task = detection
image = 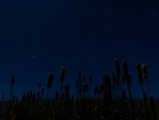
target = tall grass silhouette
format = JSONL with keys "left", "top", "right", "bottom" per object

{"left": 0, "top": 59, "right": 158, "bottom": 120}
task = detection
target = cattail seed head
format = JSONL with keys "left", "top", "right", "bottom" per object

{"left": 122, "top": 60, "right": 128, "bottom": 77}
{"left": 142, "top": 64, "right": 148, "bottom": 79}
{"left": 48, "top": 73, "right": 54, "bottom": 83}
{"left": 114, "top": 58, "right": 120, "bottom": 76}
{"left": 60, "top": 66, "right": 66, "bottom": 82}
{"left": 136, "top": 63, "right": 144, "bottom": 84}
{"left": 38, "top": 81, "right": 41, "bottom": 87}
{"left": 11, "top": 74, "right": 16, "bottom": 86}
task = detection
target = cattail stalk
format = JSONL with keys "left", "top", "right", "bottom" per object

{"left": 10, "top": 74, "right": 15, "bottom": 102}
{"left": 142, "top": 64, "right": 156, "bottom": 120}
{"left": 90, "top": 74, "right": 92, "bottom": 98}
{"left": 136, "top": 63, "right": 149, "bottom": 120}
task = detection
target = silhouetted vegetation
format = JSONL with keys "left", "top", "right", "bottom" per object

{"left": 0, "top": 58, "right": 158, "bottom": 120}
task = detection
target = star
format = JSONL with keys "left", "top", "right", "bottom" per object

{"left": 33, "top": 56, "right": 35, "bottom": 58}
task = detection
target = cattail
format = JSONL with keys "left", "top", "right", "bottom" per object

{"left": 48, "top": 73, "right": 54, "bottom": 83}
{"left": 136, "top": 63, "right": 144, "bottom": 84}
{"left": 103, "top": 73, "right": 111, "bottom": 91}
{"left": 47, "top": 82, "right": 52, "bottom": 89}
{"left": 122, "top": 60, "right": 128, "bottom": 77}
{"left": 127, "top": 73, "right": 131, "bottom": 84}
{"left": 38, "top": 81, "right": 41, "bottom": 87}
{"left": 142, "top": 64, "right": 148, "bottom": 79}
{"left": 114, "top": 58, "right": 120, "bottom": 76}
{"left": 10, "top": 73, "right": 15, "bottom": 101}
{"left": 60, "top": 66, "right": 66, "bottom": 82}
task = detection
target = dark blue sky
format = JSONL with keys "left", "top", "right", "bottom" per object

{"left": 0, "top": 0, "right": 159, "bottom": 99}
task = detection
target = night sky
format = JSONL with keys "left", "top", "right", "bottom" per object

{"left": 0, "top": 0, "right": 159, "bottom": 99}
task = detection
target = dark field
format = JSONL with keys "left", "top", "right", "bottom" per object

{"left": 0, "top": 97, "right": 158, "bottom": 120}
